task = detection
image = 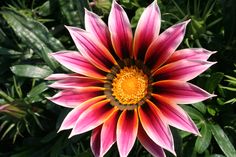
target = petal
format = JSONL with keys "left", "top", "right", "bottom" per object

{"left": 153, "top": 60, "right": 216, "bottom": 81}
{"left": 138, "top": 125, "right": 166, "bottom": 157}
{"left": 100, "top": 111, "right": 119, "bottom": 157}
{"left": 49, "top": 77, "right": 104, "bottom": 89}
{"left": 108, "top": 1, "right": 133, "bottom": 59}
{"left": 145, "top": 20, "right": 190, "bottom": 71}
{"left": 85, "top": 9, "right": 112, "bottom": 50}
{"left": 52, "top": 51, "right": 106, "bottom": 79}
{"left": 153, "top": 80, "right": 215, "bottom": 104}
{"left": 59, "top": 96, "right": 106, "bottom": 131}
{"left": 70, "top": 100, "right": 118, "bottom": 137}
{"left": 133, "top": 0, "right": 161, "bottom": 59}
{"left": 66, "top": 26, "right": 117, "bottom": 72}
{"left": 45, "top": 73, "right": 82, "bottom": 80}
{"left": 91, "top": 126, "right": 102, "bottom": 157}
{"left": 48, "top": 89, "right": 103, "bottom": 108}
{"left": 152, "top": 95, "right": 199, "bottom": 135}
{"left": 138, "top": 100, "right": 175, "bottom": 155}
{"left": 166, "top": 48, "right": 216, "bottom": 64}
{"left": 117, "top": 110, "right": 138, "bottom": 157}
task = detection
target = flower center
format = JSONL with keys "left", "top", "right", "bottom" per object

{"left": 112, "top": 67, "right": 148, "bottom": 105}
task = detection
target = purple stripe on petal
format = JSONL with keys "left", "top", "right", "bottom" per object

{"left": 91, "top": 126, "right": 102, "bottom": 157}
{"left": 145, "top": 20, "right": 190, "bottom": 71}
{"left": 153, "top": 80, "right": 215, "bottom": 104}
{"left": 117, "top": 110, "right": 138, "bottom": 157}
{"left": 134, "top": 0, "right": 161, "bottom": 59}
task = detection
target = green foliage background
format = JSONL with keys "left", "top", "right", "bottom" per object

{"left": 0, "top": 0, "right": 235, "bottom": 156}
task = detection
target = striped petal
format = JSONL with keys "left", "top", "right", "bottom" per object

{"left": 100, "top": 111, "right": 119, "bottom": 157}
{"left": 152, "top": 95, "right": 199, "bottom": 135}
{"left": 133, "top": 0, "right": 161, "bottom": 59}
{"left": 138, "top": 125, "right": 166, "bottom": 157}
{"left": 52, "top": 51, "right": 106, "bottom": 79}
{"left": 139, "top": 100, "right": 175, "bottom": 155}
{"left": 117, "top": 110, "right": 138, "bottom": 157}
{"left": 108, "top": 1, "right": 133, "bottom": 59}
{"left": 153, "top": 60, "right": 216, "bottom": 81}
{"left": 145, "top": 20, "right": 190, "bottom": 71}
{"left": 45, "top": 73, "right": 82, "bottom": 80}
{"left": 166, "top": 48, "right": 217, "bottom": 64}
{"left": 59, "top": 96, "right": 106, "bottom": 131}
{"left": 91, "top": 126, "right": 102, "bottom": 157}
{"left": 49, "top": 77, "right": 104, "bottom": 89}
{"left": 85, "top": 9, "right": 112, "bottom": 50}
{"left": 48, "top": 89, "right": 103, "bottom": 108}
{"left": 153, "top": 80, "right": 215, "bottom": 104}
{"left": 66, "top": 26, "right": 117, "bottom": 72}
{"left": 70, "top": 100, "right": 118, "bottom": 137}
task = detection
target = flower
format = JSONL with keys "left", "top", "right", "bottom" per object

{"left": 46, "top": 1, "right": 216, "bottom": 157}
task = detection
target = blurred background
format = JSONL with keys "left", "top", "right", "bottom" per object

{"left": 0, "top": 0, "right": 235, "bottom": 156}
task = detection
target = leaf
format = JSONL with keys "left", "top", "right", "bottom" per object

{"left": 210, "top": 123, "right": 236, "bottom": 157}
{"left": 131, "top": 7, "right": 145, "bottom": 28}
{"left": 11, "top": 65, "right": 53, "bottom": 79}
{"left": 26, "top": 82, "right": 49, "bottom": 103}
{"left": 0, "top": 47, "right": 21, "bottom": 57}
{"left": 192, "top": 102, "right": 207, "bottom": 114}
{"left": 195, "top": 122, "right": 212, "bottom": 153}
{"left": 1, "top": 9, "right": 64, "bottom": 69}
{"left": 205, "top": 72, "right": 224, "bottom": 93}
{"left": 182, "top": 105, "right": 204, "bottom": 121}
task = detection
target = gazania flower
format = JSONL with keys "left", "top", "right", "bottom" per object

{"left": 47, "top": 1, "right": 216, "bottom": 157}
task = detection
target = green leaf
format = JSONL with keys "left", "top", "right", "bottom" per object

{"left": 11, "top": 65, "right": 53, "bottom": 79}
{"left": 205, "top": 72, "right": 224, "bottom": 93}
{"left": 0, "top": 47, "right": 22, "bottom": 56}
{"left": 131, "top": 7, "right": 145, "bottom": 28}
{"left": 1, "top": 9, "right": 64, "bottom": 69}
{"left": 210, "top": 123, "right": 236, "bottom": 157}
{"left": 26, "top": 82, "right": 48, "bottom": 103}
{"left": 195, "top": 122, "right": 212, "bottom": 153}
{"left": 192, "top": 102, "right": 207, "bottom": 114}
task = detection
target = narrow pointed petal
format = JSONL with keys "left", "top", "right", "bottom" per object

{"left": 100, "top": 111, "right": 119, "bottom": 157}
{"left": 91, "top": 126, "right": 102, "bottom": 157}
{"left": 138, "top": 100, "right": 175, "bottom": 155}
{"left": 48, "top": 89, "right": 103, "bottom": 108}
{"left": 59, "top": 96, "right": 106, "bottom": 131}
{"left": 166, "top": 48, "right": 216, "bottom": 64}
{"left": 49, "top": 77, "right": 104, "bottom": 89}
{"left": 52, "top": 51, "right": 106, "bottom": 79}
{"left": 152, "top": 95, "right": 199, "bottom": 135}
{"left": 85, "top": 9, "right": 112, "bottom": 50}
{"left": 108, "top": 1, "right": 133, "bottom": 59}
{"left": 117, "top": 110, "right": 138, "bottom": 157}
{"left": 138, "top": 125, "right": 166, "bottom": 157}
{"left": 134, "top": 0, "right": 161, "bottom": 59}
{"left": 145, "top": 20, "right": 190, "bottom": 71}
{"left": 153, "top": 80, "right": 215, "bottom": 104}
{"left": 66, "top": 26, "right": 117, "bottom": 72}
{"left": 45, "top": 73, "right": 82, "bottom": 80}
{"left": 153, "top": 60, "right": 216, "bottom": 81}
{"left": 70, "top": 100, "right": 118, "bottom": 137}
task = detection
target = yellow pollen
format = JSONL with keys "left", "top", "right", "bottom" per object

{"left": 112, "top": 67, "right": 148, "bottom": 105}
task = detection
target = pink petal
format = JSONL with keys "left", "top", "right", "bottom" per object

{"left": 145, "top": 20, "right": 190, "bottom": 71}
{"left": 48, "top": 89, "right": 103, "bottom": 108}
{"left": 152, "top": 94, "right": 199, "bottom": 135}
{"left": 91, "top": 126, "right": 102, "bottom": 157}
{"left": 45, "top": 73, "right": 82, "bottom": 80}
{"left": 85, "top": 9, "right": 112, "bottom": 50}
{"left": 100, "top": 111, "right": 119, "bottom": 156}
{"left": 108, "top": 1, "right": 133, "bottom": 59}
{"left": 153, "top": 80, "right": 215, "bottom": 104}
{"left": 133, "top": 1, "right": 161, "bottom": 59}
{"left": 117, "top": 110, "right": 138, "bottom": 157}
{"left": 138, "top": 100, "right": 175, "bottom": 155}
{"left": 66, "top": 26, "right": 117, "bottom": 72}
{"left": 52, "top": 51, "right": 106, "bottom": 79}
{"left": 59, "top": 96, "right": 106, "bottom": 131}
{"left": 49, "top": 77, "right": 104, "bottom": 89}
{"left": 70, "top": 100, "right": 118, "bottom": 137}
{"left": 153, "top": 60, "right": 216, "bottom": 81}
{"left": 138, "top": 125, "right": 166, "bottom": 157}
{"left": 166, "top": 48, "right": 216, "bottom": 64}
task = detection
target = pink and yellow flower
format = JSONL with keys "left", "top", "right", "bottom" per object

{"left": 47, "top": 1, "right": 216, "bottom": 157}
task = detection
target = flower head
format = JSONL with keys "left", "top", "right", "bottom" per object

{"left": 47, "top": 1, "right": 216, "bottom": 156}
